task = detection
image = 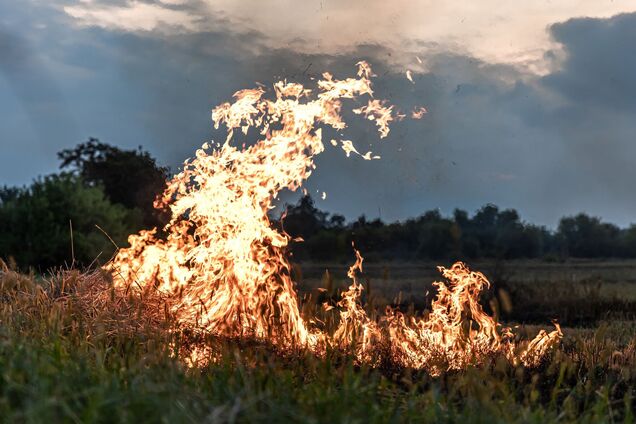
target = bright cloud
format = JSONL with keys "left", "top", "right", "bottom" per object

{"left": 63, "top": 1, "right": 201, "bottom": 33}
{"left": 62, "top": 0, "right": 636, "bottom": 73}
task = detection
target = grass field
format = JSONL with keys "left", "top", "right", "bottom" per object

{"left": 1, "top": 260, "right": 635, "bottom": 422}
{"left": 297, "top": 259, "right": 636, "bottom": 326}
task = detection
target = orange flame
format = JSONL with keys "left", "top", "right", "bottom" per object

{"left": 109, "top": 62, "right": 561, "bottom": 373}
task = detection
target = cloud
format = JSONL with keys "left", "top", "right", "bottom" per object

{"left": 63, "top": 0, "right": 204, "bottom": 33}
{"left": 103, "top": 10, "right": 636, "bottom": 226}
{"left": 544, "top": 12, "right": 636, "bottom": 111}
{"left": 525, "top": 12, "right": 636, "bottom": 225}
{"left": 61, "top": 0, "right": 636, "bottom": 72}
{"left": 0, "top": 10, "right": 79, "bottom": 183}
{"left": 3, "top": 2, "right": 636, "bottom": 228}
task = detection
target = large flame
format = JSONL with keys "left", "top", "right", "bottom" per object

{"left": 109, "top": 62, "right": 561, "bottom": 375}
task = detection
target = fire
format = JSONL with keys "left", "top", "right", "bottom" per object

{"left": 109, "top": 62, "right": 561, "bottom": 374}
{"left": 411, "top": 106, "right": 428, "bottom": 119}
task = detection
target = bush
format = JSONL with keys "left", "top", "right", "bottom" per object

{"left": 0, "top": 174, "right": 138, "bottom": 270}
{"left": 58, "top": 138, "right": 169, "bottom": 229}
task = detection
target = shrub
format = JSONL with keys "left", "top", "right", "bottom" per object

{"left": 0, "top": 174, "right": 138, "bottom": 270}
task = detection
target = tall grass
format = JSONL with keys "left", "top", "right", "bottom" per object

{"left": 1, "top": 261, "right": 634, "bottom": 423}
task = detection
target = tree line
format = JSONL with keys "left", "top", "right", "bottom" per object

{"left": 2, "top": 139, "right": 636, "bottom": 270}
{"left": 282, "top": 193, "right": 636, "bottom": 263}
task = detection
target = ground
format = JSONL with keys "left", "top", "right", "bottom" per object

{"left": 0, "top": 260, "right": 634, "bottom": 422}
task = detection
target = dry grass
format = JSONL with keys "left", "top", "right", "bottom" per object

{"left": 296, "top": 260, "right": 636, "bottom": 326}
{"left": 1, "top": 260, "right": 635, "bottom": 422}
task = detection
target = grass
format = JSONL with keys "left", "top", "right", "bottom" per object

{"left": 1, "top": 260, "right": 635, "bottom": 423}
{"left": 296, "top": 260, "right": 636, "bottom": 326}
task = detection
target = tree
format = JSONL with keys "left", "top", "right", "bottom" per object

{"left": 328, "top": 214, "right": 346, "bottom": 230}
{"left": 557, "top": 213, "right": 620, "bottom": 257}
{"left": 0, "top": 174, "right": 137, "bottom": 270}
{"left": 453, "top": 208, "right": 479, "bottom": 258}
{"left": 58, "top": 138, "right": 169, "bottom": 229}
{"left": 415, "top": 211, "right": 455, "bottom": 259}
{"left": 620, "top": 225, "right": 636, "bottom": 257}
{"left": 282, "top": 195, "right": 328, "bottom": 239}
{"left": 472, "top": 204, "right": 500, "bottom": 256}
{"left": 0, "top": 186, "right": 20, "bottom": 203}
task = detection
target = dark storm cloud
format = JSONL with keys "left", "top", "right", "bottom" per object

{"left": 529, "top": 13, "right": 636, "bottom": 226}
{"left": 544, "top": 13, "right": 636, "bottom": 111}
{"left": 2, "top": 3, "right": 636, "bottom": 227}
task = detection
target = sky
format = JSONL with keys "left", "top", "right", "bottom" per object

{"left": 2, "top": 0, "right": 636, "bottom": 228}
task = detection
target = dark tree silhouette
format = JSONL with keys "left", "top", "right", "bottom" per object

{"left": 0, "top": 174, "right": 135, "bottom": 270}
{"left": 558, "top": 213, "right": 621, "bottom": 257}
{"left": 282, "top": 195, "right": 329, "bottom": 239}
{"left": 58, "top": 138, "right": 169, "bottom": 229}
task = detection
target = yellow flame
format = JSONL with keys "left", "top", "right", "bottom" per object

{"left": 109, "top": 61, "right": 561, "bottom": 373}
{"left": 411, "top": 106, "right": 428, "bottom": 119}
{"left": 352, "top": 99, "right": 394, "bottom": 138}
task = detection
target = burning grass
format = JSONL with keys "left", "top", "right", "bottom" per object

{"left": 1, "top": 264, "right": 635, "bottom": 422}
{"left": 104, "top": 62, "right": 561, "bottom": 374}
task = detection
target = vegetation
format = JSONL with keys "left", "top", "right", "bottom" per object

{"left": 0, "top": 263, "right": 634, "bottom": 423}
{"left": 0, "top": 174, "right": 136, "bottom": 270}
{"left": 58, "top": 138, "right": 169, "bottom": 229}
{"left": 283, "top": 195, "right": 636, "bottom": 262}
{"left": 4, "top": 141, "right": 636, "bottom": 270}
{"left": 0, "top": 140, "right": 168, "bottom": 271}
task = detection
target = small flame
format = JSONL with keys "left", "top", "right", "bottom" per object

{"left": 352, "top": 99, "right": 394, "bottom": 138}
{"left": 337, "top": 139, "right": 380, "bottom": 160}
{"left": 109, "top": 61, "right": 560, "bottom": 374}
{"left": 411, "top": 106, "right": 428, "bottom": 119}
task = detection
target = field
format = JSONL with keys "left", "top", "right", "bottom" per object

{"left": 1, "top": 260, "right": 635, "bottom": 422}
{"left": 297, "top": 259, "right": 636, "bottom": 326}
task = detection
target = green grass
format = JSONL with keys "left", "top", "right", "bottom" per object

{"left": 1, "top": 263, "right": 635, "bottom": 423}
